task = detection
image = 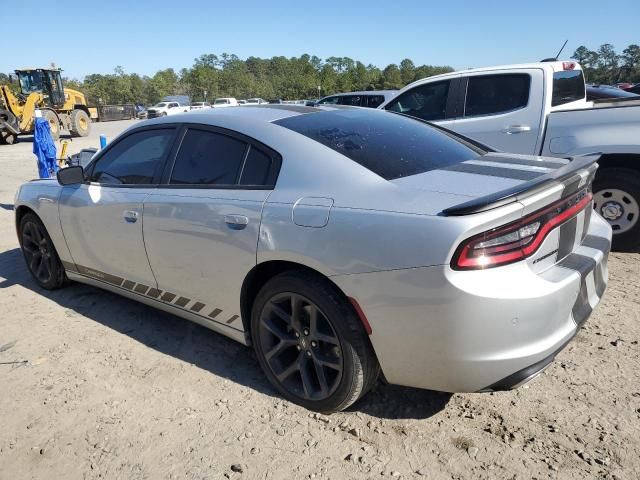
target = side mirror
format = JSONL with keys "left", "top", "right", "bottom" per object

{"left": 57, "top": 166, "right": 85, "bottom": 185}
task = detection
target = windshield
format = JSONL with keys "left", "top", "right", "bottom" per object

{"left": 214, "top": 99, "right": 228, "bottom": 104}
{"left": 17, "top": 70, "right": 44, "bottom": 93}
{"left": 153, "top": 103, "right": 168, "bottom": 108}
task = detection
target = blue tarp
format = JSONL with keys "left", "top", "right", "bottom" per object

{"left": 33, "top": 117, "right": 58, "bottom": 178}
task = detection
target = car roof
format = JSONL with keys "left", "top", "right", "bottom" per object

{"left": 324, "top": 90, "right": 397, "bottom": 97}
{"left": 140, "top": 104, "right": 351, "bottom": 126}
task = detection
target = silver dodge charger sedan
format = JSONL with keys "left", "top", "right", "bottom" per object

{"left": 15, "top": 105, "right": 611, "bottom": 412}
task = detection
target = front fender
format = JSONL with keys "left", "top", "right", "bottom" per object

{"left": 15, "top": 181, "right": 74, "bottom": 265}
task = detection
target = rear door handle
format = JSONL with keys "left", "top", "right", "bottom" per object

{"left": 224, "top": 214, "right": 249, "bottom": 230}
{"left": 503, "top": 125, "right": 531, "bottom": 134}
{"left": 123, "top": 210, "right": 139, "bottom": 223}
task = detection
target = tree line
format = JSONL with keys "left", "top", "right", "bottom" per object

{"left": 2, "top": 54, "right": 453, "bottom": 106}
{"left": 2, "top": 45, "right": 638, "bottom": 106}
{"left": 571, "top": 43, "right": 640, "bottom": 84}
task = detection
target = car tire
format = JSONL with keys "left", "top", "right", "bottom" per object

{"left": 162, "top": 112, "right": 167, "bottom": 117}
{"left": 69, "top": 109, "right": 91, "bottom": 137}
{"left": 251, "top": 271, "right": 379, "bottom": 413}
{"left": 19, "top": 213, "right": 68, "bottom": 289}
{"left": 593, "top": 168, "right": 640, "bottom": 251}
{"left": 40, "top": 109, "right": 60, "bottom": 140}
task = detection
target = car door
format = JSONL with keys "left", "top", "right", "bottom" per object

{"left": 382, "top": 76, "right": 461, "bottom": 131}
{"left": 59, "top": 126, "right": 177, "bottom": 287}
{"left": 142, "top": 125, "right": 280, "bottom": 329}
{"left": 451, "top": 69, "right": 544, "bottom": 154}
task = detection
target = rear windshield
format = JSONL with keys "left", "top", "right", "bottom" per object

{"left": 274, "top": 109, "right": 486, "bottom": 180}
{"left": 552, "top": 70, "right": 586, "bottom": 106}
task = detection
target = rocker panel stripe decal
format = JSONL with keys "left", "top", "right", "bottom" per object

{"left": 65, "top": 263, "right": 242, "bottom": 330}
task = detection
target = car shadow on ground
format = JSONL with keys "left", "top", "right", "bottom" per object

{"left": 0, "top": 247, "right": 450, "bottom": 419}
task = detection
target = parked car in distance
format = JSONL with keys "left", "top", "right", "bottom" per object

{"left": 212, "top": 97, "right": 239, "bottom": 108}
{"left": 146, "top": 101, "right": 189, "bottom": 118}
{"left": 246, "top": 98, "right": 268, "bottom": 105}
{"left": 16, "top": 105, "right": 610, "bottom": 412}
{"left": 586, "top": 84, "right": 640, "bottom": 101}
{"left": 623, "top": 84, "right": 640, "bottom": 95}
{"left": 268, "top": 99, "right": 284, "bottom": 104}
{"left": 315, "top": 90, "right": 398, "bottom": 108}
{"left": 379, "top": 61, "right": 640, "bottom": 250}
{"left": 190, "top": 102, "right": 211, "bottom": 110}
{"left": 237, "top": 100, "right": 247, "bottom": 105}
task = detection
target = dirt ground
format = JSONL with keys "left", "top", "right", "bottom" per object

{"left": 0, "top": 120, "right": 638, "bottom": 480}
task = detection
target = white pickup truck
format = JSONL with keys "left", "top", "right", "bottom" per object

{"left": 379, "top": 61, "right": 640, "bottom": 249}
{"left": 146, "top": 101, "right": 190, "bottom": 118}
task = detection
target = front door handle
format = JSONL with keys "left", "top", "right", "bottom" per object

{"left": 123, "top": 210, "right": 139, "bottom": 223}
{"left": 224, "top": 214, "right": 249, "bottom": 230}
{"left": 503, "top": 125, "right": 531, "bottom": 134}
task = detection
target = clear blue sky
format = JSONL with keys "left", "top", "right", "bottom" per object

{"left": 2, "top": 0, "right": 637, "bottom": 79}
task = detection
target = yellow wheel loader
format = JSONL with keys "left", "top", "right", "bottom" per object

{"left": 0, "top": 68, "right": 93, "bottom": 145}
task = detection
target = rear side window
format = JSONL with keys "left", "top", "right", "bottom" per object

{"left": 464, "top": 74, "right": 531, "bottom": 116}
{"left": 239, "top": 147, "right": 273, "bottom": 185}
{"left": 171, "top": 129, "right": 247, "bottom": 185}
{"left": 89, "top": 128, "right": 174, "bottom": 185}
{"left": 366, "top": 95, "right": 386, "bottom": 108}
{"left": 384, "top": 81, "right": 450, "bottom": 121}
{"left": 275, "top": 109, "right": 486, "bottom": 180}
{"left": 339, "top": 95, "right": 363, "bottom": 106}
{"left": 552, "top": 70, "right": 586, "bottom": 106}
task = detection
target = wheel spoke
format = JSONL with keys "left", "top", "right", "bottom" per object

{"left": 315, "top": 352, "right": 342, "bottom": 371}
{"left": 315, "top": 332, "right": 339, "bottom": 346}
{"left": 275, "top": 352, "right": 302, "bottom": 382}
{"left": 269, "top": 302, "right": 292, "bottom": 326}
{"left": 32, "top": 223, "right": 43, "bottom": 244}
{"left": 290, "top": 295, "right": 304, "bottom": 331}
{"left": 29, "top": 252, "right": 41, "bottom": 272}
{"left": 36, "top": 256, "right": 48, "bottom": 280}
{"left": 262, "top": 315, "right": 290, "bottom": 340}
{"left": 312, "top": 357, "right": 329, "bottom": 396}
{"left": 265, "top": 338, "right": 297, "bottom": 361}
{"left": 299, "top": 355, "right": 315, "bottom": 398}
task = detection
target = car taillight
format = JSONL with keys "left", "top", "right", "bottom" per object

{"left": 452, "top": 189, "right": 592, "bottom": 270}
{"left": 562, "top": 61, "right": 576, "bottom": 71}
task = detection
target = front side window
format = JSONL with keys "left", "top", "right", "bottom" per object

{"left": 384, "top": 81, "right": 450, "bottom": 121}
{"left": 89, "top": 129, "right": 175, "bottom": 185}
{"left": 464, "top": 74, "right": 531, "bottom": 117}
{"left": 317, "top": 96, "right": 340, "bottom": 105}
{"left": 170, "top": 129, "right": 247, "bottom": 185}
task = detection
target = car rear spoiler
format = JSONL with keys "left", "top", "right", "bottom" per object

{"left": 441, "top": 154, "right": 601, "bottom": 216}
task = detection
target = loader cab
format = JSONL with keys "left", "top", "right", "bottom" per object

{"left": 15, "top": 68, "right": 65, "bottom": 108}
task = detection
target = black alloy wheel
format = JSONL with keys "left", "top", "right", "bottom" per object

{"left": 251, "top": 271, "right": 379, "bottom": 412}
{"left": 19, "top": 213, "right": 67, "bottom": 289}
{"left": 258, "top": 292, "right": 343, "bottom": 401}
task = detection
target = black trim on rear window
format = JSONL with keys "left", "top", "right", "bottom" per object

{"left": 274, "top": 109, "right": 487, "bottom": 180}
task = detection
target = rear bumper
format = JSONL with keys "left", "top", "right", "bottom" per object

{"left": 331, "top": 213, "right": 611, "bottom": 392}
